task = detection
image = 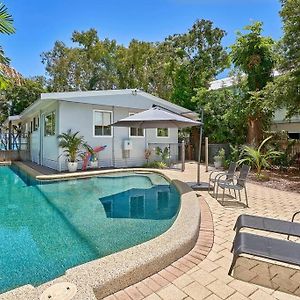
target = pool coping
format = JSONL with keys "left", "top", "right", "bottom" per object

{"left": 0, "top": 167, "right": 203, "bottom": 300}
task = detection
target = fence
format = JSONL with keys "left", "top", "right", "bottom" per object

{"left": 0, "top": 133, "right": 28, "bottom": 151}
{"left": 147, "top": 142, "right": 197, "bottom": 171}
{"left": 277, "top": 140, "right": 300, "bottom": 168}
{"left": 0, "top": 150, "right": 30, "bottom": 162}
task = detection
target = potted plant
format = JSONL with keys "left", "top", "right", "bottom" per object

{"left": 58, "top": 129, "right": 85, "bottom": 172}
{"left": 84, "top": 144, "right": 99, "bottom": 169}
{"left": 214, "top": 148, "right": 225, "bottom": 169}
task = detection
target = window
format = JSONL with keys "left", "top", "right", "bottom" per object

{"left": 44, "top": 111, "right": 56, "bottom": 136}
{"left": 94, "top": 110, "right": 112, "bottom": 136}
{"left": 33, "top": 117, "right": 39, "bottom": 131}
{"left": 157, "top": 128, "right": 169, "bottom": 137}
{"left": 129, "top": 113, "right": 144, "bottom": 137}
{"left": 288, "top": 132, "right": 300, "bottom": 140}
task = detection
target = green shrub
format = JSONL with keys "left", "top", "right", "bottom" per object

{"left": 142, "top": 161, "right": 167, "bottom": 169}
{"left": 238, "top": 136, "right": 282, "bottom": 179}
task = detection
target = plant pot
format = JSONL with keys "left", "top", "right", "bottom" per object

{"left": 90, "top": 160, "right": 98, "bottom": 169}
{"left": 68, "top": 162, "right": 78, "bottom": 172}
{"left": 214, "top": 159, "right": 222, "bottom": 169}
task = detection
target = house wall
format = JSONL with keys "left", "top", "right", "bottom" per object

{"left": 22, "top": 102, "right": 59, "bottom": 170}
{"left": 58, "top": 101, "right": 178, "bottom": 171}
{"left": 271, "top": 108, "right": 300, "bottom": 138}
{"left": 41, "top": 102, "right": 59, "bottom": 170}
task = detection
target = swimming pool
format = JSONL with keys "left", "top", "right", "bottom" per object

{"left": 0, "top": 166, "right": 180, "bottom": 293}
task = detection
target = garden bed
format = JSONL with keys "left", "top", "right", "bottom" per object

{"left": 248, "top": 168, "right": 300, "bottom": 193}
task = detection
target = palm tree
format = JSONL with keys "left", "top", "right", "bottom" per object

{"left": 0, "top": 3, "right": 14, "bottom": 35}
{"left": 58, "top": 130, "right": 85, "bottom": 162}
{"left": 0, "top": 2, "right": 15, "bottom": 88}
{"left": 238, "top": 136, "right": 282, "bottom": 178}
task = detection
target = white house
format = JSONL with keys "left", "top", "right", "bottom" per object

{"left": 9, "top": 89, "right": 197, "bottom": 171}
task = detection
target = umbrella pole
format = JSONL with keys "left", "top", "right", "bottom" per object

{"left": 191, "top": 108, "right": 209, "bottom": 191}
{"left": 197, "top": 124, "right": 203, "bottom": 184}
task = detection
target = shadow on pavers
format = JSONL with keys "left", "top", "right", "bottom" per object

{"left": 232, "top": 256, "right": 300, "bottom": 296}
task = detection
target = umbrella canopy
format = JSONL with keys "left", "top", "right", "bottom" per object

{"left": 112, "top": 107, "right": 202, "bottom": 129}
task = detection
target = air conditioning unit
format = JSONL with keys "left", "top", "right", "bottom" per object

{"left": 123, "top": 140, "right": 133, "bottom": 150}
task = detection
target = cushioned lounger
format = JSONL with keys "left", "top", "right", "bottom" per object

{"left": 234, "top": 214, "right": 300, "bottom": 238}
{"left": 229, "top": 232, "right": 300, "bottom": 275}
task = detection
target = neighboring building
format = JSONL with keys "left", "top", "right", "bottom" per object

{"left": 210, "top": 76, "right": 300, "bottom": 139}
{"left": 6, "top": 89, "right": 197, "bottom": 171}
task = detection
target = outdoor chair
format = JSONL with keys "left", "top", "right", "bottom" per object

{"left": 216, "top": 164, "right": 251, "bottom": 207}
{"left": 208, "top": 162, "right": 237, "bottom": 197}
{"left": 234, "top": 211, "right": 300, "bottom": 240}
{"left": 229, "top": 232, "right": 300, "bottom": 275}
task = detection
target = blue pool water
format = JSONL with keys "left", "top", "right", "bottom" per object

{"left": 0, "top": 166, "right": 180, "bottom": 293}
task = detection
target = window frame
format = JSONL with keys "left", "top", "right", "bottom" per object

{"left": 156, "top": 128, "right": 169, "bottom": 138}
{"left": 93, "top": 109, "right": 113, "bottom": 137}
{"left": 128, "top": 112, "right": 145, "bottom": 138}
{"left": 44, "top": 111, "right": 56, "bottom": 137}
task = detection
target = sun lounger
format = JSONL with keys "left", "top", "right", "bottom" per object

{"left": 229, "top": 232, "right": 300, "bottom": 275}
{"left": 234, "top": 213, "right": 300, "bottom": 239}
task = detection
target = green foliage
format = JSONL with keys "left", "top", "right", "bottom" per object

{"left": 280, "top": 0, "right": 300, "bottom": 74}
{"left": 83, "top": 143, "right": 98, "bottom": 161}
{"left": 238, "top": 136, "right": 282, "bottom": 178}
{"left": 0, "top": 2, "right": 15, "bottom": 88}
{"left": 0, "top": 78, "right": 46, "bottom": 123}
{"left": 58, "top": 130, "right": 85, "bottom": 162}
{"left": 155, "top": 147, "right": 170, "bottom": 163}
{"left": 42, "top": 20, "right": 229, "bottom": 110}
{"left": 0, "top": 3, "right": 14, "bottom": 34}
{"left": 214, "top": 148, "right": 225, "bottom": 160}
{"left": 231, "top": 22, "right": 275, "bottom": 91}
{"left": 230, "top": 21, "right": 276, "bottom": 144}
{"left": 192, "top": 87, "right": 248, "bottom": 144}
{"left": 224, "top": 145, "right": 242, "bottom": 169}
{"left": 263, "top": 74, "right": 300, "bottom": 118}
{"left": 261, "top": 0, "right": 300, "bottom": 119}
{"left": 142, "top": 161, "right": 167, "bottom": 169}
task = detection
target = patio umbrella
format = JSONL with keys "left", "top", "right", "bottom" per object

{"left": 112, "top": 106, "right": 207, "bottom": 189}
{"left": 112, "top": 107, "right": 201, "bottom": 128}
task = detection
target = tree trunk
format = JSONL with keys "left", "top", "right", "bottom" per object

{"left": 247, "top": 117, "right": 263, "bottom": 146}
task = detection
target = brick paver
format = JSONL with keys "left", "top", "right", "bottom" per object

{"left": 104, "top": 163, "right": 300, "bottom": 300}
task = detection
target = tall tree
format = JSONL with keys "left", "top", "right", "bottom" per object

{"left": 0, "top": 78, "right": 45, "bottom": 123}
{"left": 231, "top": 22, "right": 276, "bottom": 145}
{"left": 263, "top": 0, "right": 300, "bottom": 118}
{"left": 163, "top": 19, "right": 229, "bottom": 110}
{"left": 42, "top": 19, "right": 229, "bottom": 111}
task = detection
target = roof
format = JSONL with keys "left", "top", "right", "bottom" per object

{"left": 209, "top": 77, "right": 237, "bottom": 90}
{"left": 210, "top": 71, "right": 281, "bottom": 91}
{"left": 20, "top": 89, "right": 198, "bottom": 119}
{"left": 2, "top": 115, "right": 21, "bottom": 127}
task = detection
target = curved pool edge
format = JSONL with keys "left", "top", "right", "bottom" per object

{"left": 0, "top": 169, "right": 202, "bottom": 300}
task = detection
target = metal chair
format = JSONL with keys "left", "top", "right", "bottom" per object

{"left": 216, "top": 164, "right": 251, "bottom": 207}
{"left": 208, "top": 162, "right": 237, "bottom": 197}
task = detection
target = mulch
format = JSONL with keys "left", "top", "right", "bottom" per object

{"left": 248, "top": 167, "right": 300, "bottom": 193}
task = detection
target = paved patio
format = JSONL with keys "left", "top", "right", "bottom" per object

{"left": 104, "top": 162, "right": 300, "bottom": 300}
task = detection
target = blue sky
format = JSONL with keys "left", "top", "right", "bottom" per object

{"left": 2, "top": 0, "right": 282, "bottom": 78}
